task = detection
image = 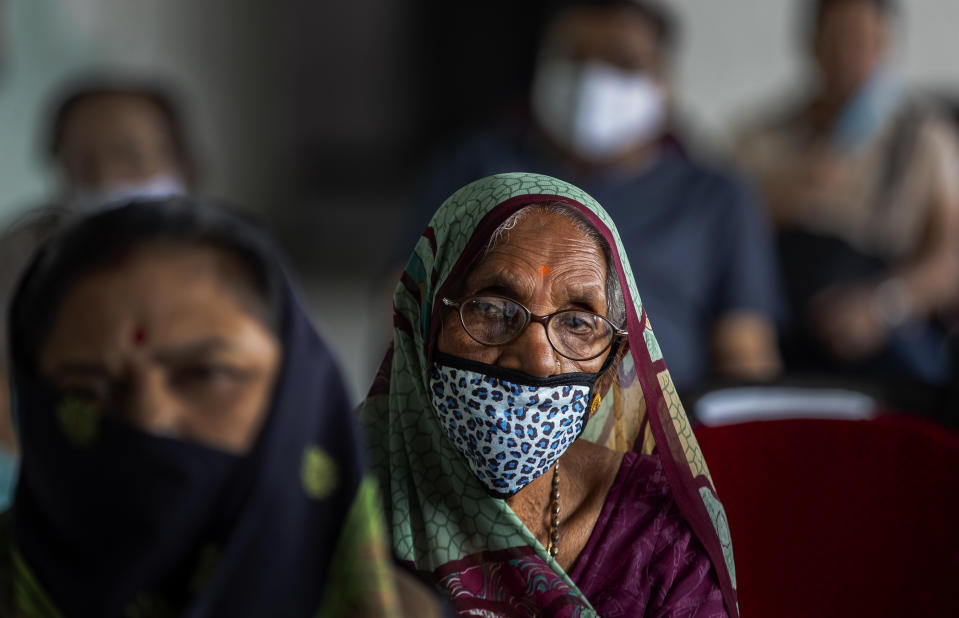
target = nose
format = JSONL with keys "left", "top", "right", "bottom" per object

{"left": 497, "top": 320, "right": 558, "bottom": 377}
{"left": 121, "top": 369, "right": 183, "bottom": 439}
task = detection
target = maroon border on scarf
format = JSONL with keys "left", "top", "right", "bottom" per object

{"left": 573, "top": 202, "right": 739, "bottom": 617}
{"left": 432, "top": 545, "right": 538, "bottom": 580}
{"left": 572, "top": 203, "right": 739, "bottom": 616}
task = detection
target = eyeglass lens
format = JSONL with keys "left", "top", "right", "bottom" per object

{"left": 459, "top": 296, "right": 614, "bottom": 360}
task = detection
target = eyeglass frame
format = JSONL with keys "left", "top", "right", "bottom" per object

{"left": 441, "top": 295, "right": 628, "bottom": 361}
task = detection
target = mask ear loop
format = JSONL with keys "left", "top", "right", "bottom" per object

{"left": 590, "top": 337, "right": 628, "bottom": 416}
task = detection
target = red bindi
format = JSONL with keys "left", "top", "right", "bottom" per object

{"left": 133, "top": 327, "right": 147, "bottom": 345}
{"left": 538, "top": 265, "right": 552, "bottom": 278}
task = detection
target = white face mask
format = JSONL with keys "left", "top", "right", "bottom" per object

{"left": 65, "top": 173, "right": 188, "bottom": 215}
{"left": 531, "top": 59, "right": 666, "bottom": 163}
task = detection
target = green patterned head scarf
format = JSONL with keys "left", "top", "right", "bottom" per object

{"left": 360, "top": 172, "right": 738, "bottom": 616}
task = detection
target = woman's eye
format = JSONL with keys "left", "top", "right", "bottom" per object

{"left": 476, "top": 303, "right": 496, "bottom": 316}
{"left": 558, "top": 313, "right": 597, "bottom": 335}
{"left": 173, "top": 365, "right": 243, "bottom": 387}
{"left": 469, "top": 301, "right": 506, "bottom": 321}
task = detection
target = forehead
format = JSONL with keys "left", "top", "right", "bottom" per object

{"left": 46, "top": 244, "right": 259, "bottom": 345}
{"left": 545, "top": 6, "right": 661, "bottom": 55}
{"left": 818, "top": 0, "right": 887, "bottom": 28}
{"left": 59, "top": 94, "right": 170, "bottom": 144}
{"left": 465, "top": 210, "right": 607, "bottom": 298}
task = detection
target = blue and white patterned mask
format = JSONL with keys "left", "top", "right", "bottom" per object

{"left": 428, "top": 352, "right": 605, "bottom": 498}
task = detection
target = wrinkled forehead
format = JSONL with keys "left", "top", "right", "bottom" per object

{"left": 434, "top": 195, "right": 596, "bottom": 286}
{"left": 465, "top": 208, "right": 607, "bottom": 293}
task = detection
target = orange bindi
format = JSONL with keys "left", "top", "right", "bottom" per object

{"left": 538, "top": 265, "right": 552, "bottom": 278}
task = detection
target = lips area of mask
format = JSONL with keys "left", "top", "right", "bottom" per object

{"left": 428, "top": 354, "right": 598, "bottom": 499}
{"left": 531, "top": 58, "right": 666, "bottom": 162}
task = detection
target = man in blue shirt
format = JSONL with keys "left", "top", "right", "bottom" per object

{"left": 409, "top": 0, "right": 784, "bottom": 390}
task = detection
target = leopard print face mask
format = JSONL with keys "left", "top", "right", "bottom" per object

{"left": 428, "top": 352, "right": 605, "bottom": 499}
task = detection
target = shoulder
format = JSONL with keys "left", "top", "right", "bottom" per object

{"left": 571, "top": 451, "right": 685, "bottom": 581}
{"left": 572, "top": 452, "right": 727, "bottom": 616}
{"left": 657, "top": 153, "right": 760, "bottom": 219}
{"left": 904, "top": 98, "right": 959, "bottom": 156}
{"left": 735, "top": 97, "right": 807, "bottom": 145}
{"left": 881, "top": 96, "right": 959, "bottom": 199}
{"left": 734, "top": 99, "right": 808, "bottom": 174}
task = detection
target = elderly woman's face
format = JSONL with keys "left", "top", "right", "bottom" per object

{"left": 39, "top": 243, "right": 281, "bottom": 454}
{"left": 438, "top": 211, "right": 610, "bottom": 376}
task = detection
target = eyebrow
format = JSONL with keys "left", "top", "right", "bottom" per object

{"left": 467, "top": 274, "right": 607, "bottom": 313}
{"left": 150, "top": 337, "right": 232, "bottom": 364}
{"left": 50, "top": 338, "right": 233, "bottom": 376}
{"left": 560, "top": 285, "right": 607, "bottom": 313}
{"left": 466, "top": 272, "right": 534, "bottom": 302}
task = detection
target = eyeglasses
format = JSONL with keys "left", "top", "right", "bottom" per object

{"left": 442, "top": 295, "right": 627, "bottom": 361}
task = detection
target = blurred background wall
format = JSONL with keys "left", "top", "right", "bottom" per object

{"left": 1, "top": 0, "right": 957, "bottom": 398}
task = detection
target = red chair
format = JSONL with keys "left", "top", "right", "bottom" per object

{"left": 695, "top": 415, "right": 959, "bottom": 618}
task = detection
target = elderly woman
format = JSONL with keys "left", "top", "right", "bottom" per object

{"left": 361, "top": 173, "right": 738, "bottom": 616}
{"left": 1, "top": 199, "right": 430, "bottom": 616}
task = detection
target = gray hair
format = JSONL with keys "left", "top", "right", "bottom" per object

{"left": 486, "top": 202, "right": 626, "bottom": 328}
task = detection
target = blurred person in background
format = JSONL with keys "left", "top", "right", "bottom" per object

{"left": 46, "top": 80, "right": 195, "bottom": 209}
{"left": 407, "top": 0, "right": 784, "bottom": 392}
{"left": 736, "top": 0, "right": 959, "bottom": 384}
{"left": 2, "top": 198, "right": 440, "bottom": 617}
{"left": 0, "top": 78, "right": 195, "bottom": 510}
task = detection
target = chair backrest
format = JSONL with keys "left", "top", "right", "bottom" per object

{"left": 695, "top": 415, "right": 959, "bottom": 618}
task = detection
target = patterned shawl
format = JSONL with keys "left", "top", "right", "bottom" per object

{"left": 360, "top": 173, "right": 738, "bottom": 616}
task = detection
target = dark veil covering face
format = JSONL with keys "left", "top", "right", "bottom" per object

{"left": 6, "top": 198, "right": 402, "bottom": 617}
{"left": 361, "top": 173, "right": 738, "bottom": 617}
